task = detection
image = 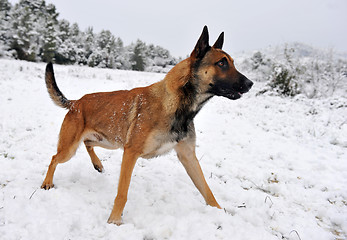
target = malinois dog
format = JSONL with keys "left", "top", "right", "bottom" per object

{"left": 41, "top": 26, "right": 253, "bottom": 225}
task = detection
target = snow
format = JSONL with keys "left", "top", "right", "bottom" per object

{"left": 0, "top": 59, "right": 346, "bottom": 239}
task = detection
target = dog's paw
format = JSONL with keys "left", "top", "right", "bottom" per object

{"left": 107, "top": 216, "right": 123, "bottom": 226}
{"left": 41, "top": 182, "right": 54, "bottom": 190}
{"left": 93, "top": 164, "right": 104, "bottom": 173}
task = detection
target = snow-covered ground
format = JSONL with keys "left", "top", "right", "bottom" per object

{"left": 0, "top": 59, "right": 346, "bottom": 240}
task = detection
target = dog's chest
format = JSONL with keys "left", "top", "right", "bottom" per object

{"left": 142, "top": 133, "right": 177, "bottom": 159}
{"left": 154, "top": 141, "right": 177, "bottom": 156}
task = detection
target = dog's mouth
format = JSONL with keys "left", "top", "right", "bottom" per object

{"left": 220, "top": 88, "right": 243, "bottom": 100}
{"left": 209, "top": 84, "right": 248, "bottom": 100}
{"left": 208, "top": 77, "right": 253, "bottom": 100}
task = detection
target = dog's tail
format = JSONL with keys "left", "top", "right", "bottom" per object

{"left": 45, "top": 62, "right": 72, "bottom": 109}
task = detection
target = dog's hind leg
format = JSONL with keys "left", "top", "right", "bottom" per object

{"left": 84, "top": 143, "right": 104, "bottom": 173}
{"left": 175, "top": 138, "right": 221, "bottom": 209}
{"left": 41, "top": 112, "right": 84, "bottom": 190}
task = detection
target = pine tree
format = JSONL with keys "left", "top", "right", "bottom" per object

{"left": 83, "top": 27, "right": 94, "bottom": 61}
{"left": 131, "top": 39, "right": 146, "bottom": 71}
{"left": 113, "top": 37, "right": 125, "bottom": 69}
{"left": 0, "top": 0, "right": 12, "bottom": 56}
{"left": 10, "top": 1, "right": 35, "bottom": 60}
{"left": 96, "top": 30, "right": 116, "bottom": 68}
{"left": 41, "top": 15, "right": 56, "bottom": 62}
{"left": 55, "top": 20, "right": 73, "bottom": 64}
{"left": 69, "top": 23, "right": 86, "bottom": 64}
{"left": 41, "top": 3, "right": 58, "bottom": 62}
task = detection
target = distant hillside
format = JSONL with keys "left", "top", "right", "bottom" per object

{"left": 238, "top": 43, "right": 347, "bottom": 98}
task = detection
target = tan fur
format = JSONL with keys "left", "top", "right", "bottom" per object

{"left": 41, "top": 26, "right": 252, "bottom": 225}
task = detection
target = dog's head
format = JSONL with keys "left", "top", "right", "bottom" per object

{"left": 190, "top": 26, "right": 253, "bottom": 100}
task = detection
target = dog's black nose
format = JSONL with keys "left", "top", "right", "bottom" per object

{"left": 245, "top": 78, "right": 253, "bottom": 90}
{"left": 239, "top": 77, "right": 253, "bottom": 93}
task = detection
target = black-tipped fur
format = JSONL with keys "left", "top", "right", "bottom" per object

{"left": 170, "top": 80, "right": 198, "bottom": 142}
{"left": 45, "top": 63, "right": 71, "bottom": 109}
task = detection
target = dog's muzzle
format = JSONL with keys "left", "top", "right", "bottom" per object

{"left": 209, "top": 74, "right": 253, "bottom": 100}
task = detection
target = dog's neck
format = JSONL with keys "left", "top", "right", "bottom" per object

{"left": 164, "top": 58, "right": 212, "bottom": 110}
{"left": 164, "top": 58, "right": 192, "bottom": 93}
{"left": 165, "top": 58, "right": 213, "bottom": 142}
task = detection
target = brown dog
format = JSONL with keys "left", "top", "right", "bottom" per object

{"left": 41, "top": 26, "right": 253, "bottom": 225}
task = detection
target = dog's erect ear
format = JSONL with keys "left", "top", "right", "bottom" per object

{"left": 190, "top": 25, "right": 210, "bottom": 60}
{"left": 213, "top": 32, "right": 224, "bottom": 49}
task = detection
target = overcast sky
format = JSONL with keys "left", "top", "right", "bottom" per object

{"left": 9, "top": 0, "right": 347, "bottom": 58}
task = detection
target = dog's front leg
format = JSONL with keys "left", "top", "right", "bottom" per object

{"left": 108, "top": 148, "right": 139, "bottom": 225}
{"left": 175, "top": 139, "right": 221, "bottom": 209}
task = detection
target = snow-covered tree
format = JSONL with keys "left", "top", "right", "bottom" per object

{"left": 41, "top": 15, "right": 56, "bottom": 62}
{"left": 55, "top": 20, "right": 74, "bottom": 64}
{"left": 0, "top": 0, "right": 12, "bottom": 57}
{"left": 0, "top": 0, "right": 177, "bottom": 72}
{"left": 95, "top": 30, "right": 116, "bottom": 68}
{"left": 131, "top": 39, "right": 146, "bottom": 71}
{"left": 10, "top": 0, "right": 37, "bottom": 61}
{"left": 242, "top": 43, "right": 347, "bottom": 98}
{"left": 113, "top": 37, "right": 126, "bottom": 69}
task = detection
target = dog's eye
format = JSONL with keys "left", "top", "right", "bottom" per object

{"left": 216, "top": 58, "right": 228, "bottom": 69}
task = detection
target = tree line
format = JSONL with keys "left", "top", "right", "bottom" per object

{"left": 0, "top": 0, "right": 178, "bottom": 72}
